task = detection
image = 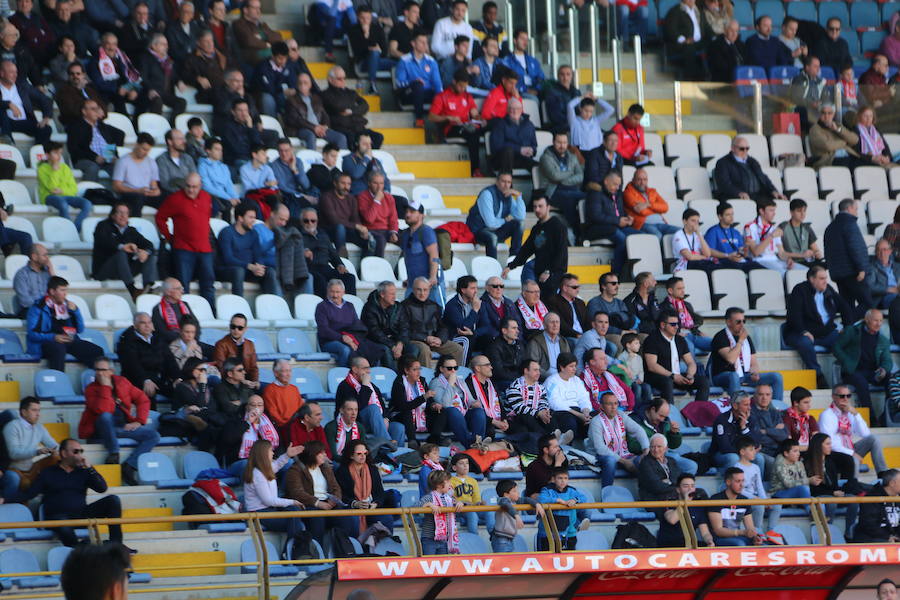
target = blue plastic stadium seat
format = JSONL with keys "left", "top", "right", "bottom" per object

{"left": 851, "top": 2, "right": 881, "bottom": 30}
{"left": 786, "top": 1, "right": 816, "bottom": 22}
{"left": 733, "top": 1, "right": 753, "bottom": 27}
{"left": 458, "top": 532, "right": 489, "bottom": 554}
{"left": 601, "top": 485, "right": 656, "bottom": 521}
{"left": 860, "top": 30, "right": 886, "bottom": 56}
{"left": 293, "top": 366, "right": 333, "bottom": 401}
{"left": 769, "top": 65, "right": 800, "bottom": 86}
{"left": 0, "top": 504, "right": 54, "bottom": 541}
{"left": 773, "top": 523, "right": 808, "bottom": 545}
{"left": 839, "top": 30, "right": 860, "bottom": 57}
{"left": 182, "top": 450, "right": 238, "bottom": 485}
{"left": 577, "top": 530, "right": 610, "bottom": 550}
{"left": 370, "top": 366, "right": 397, "bottom": 391}
{"left": 199, "top": 523, "right": 247, "bottom": 533}
{"left": 137, "top": 452, "right": 193, "bottom": 488}
{"left": 327, "top": 367, "right": 349, "bottom": 393}
{"left": 276, "top": 328, "right": 331, "bottom": 361}
{"left": 580, "top": 489, "right": 616, "bottom": 523}
{"left": 245, "top": 329, "right": 290, "bottom": 361}
{"left": 79, "top": 329, "right": 111, "bottom": 355}
{"left": 0, "top": 330, "right": 39, "bottom": 362}
{"left": 487, "top": 471, "right": 523, "bottom": 480}
{"left": 883, "top": 3, "right": 899, "bottom": 26}
{"left": 0, "top": 549, "right": 58, "bottom": 588}
{"left": 735, "top": 65, "right": 770, "bottom": 97}
{"left": 754, "top": 0, "right": 785, "bottom": 25}
{"left": 240, "top": 539, "right": 300, "bottom": 577}
{"left": 34, "top": 369, "right": 85, "bottom": 404}
{"left": 819, "top": 2, "right": 850, "bottom": 28}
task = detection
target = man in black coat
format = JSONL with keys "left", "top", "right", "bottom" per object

{"left": 475, "top": 276, "right": 518, "bottom": 350}
{"left": 219, "top": 99, "right": 262, "bottom": 167}
{"left": 708, "top": 20, "right": 745, "bottom": 82}
{"left": 299, "top": 206, "right": 357, "bottom": 296}
{"left": 583, "top": 130, "right": 625, "bottom": 192}
{"left": 66, "top": 99, "right": 125, "bottom": 182}
{"left": 663, "top": 0, "right": 710, "bottom": 80}
{"left": 812, "top": 18, "right": 852, "bottom": 74}
{"left": 824, "top": 198, "right": 873, "bottom": 319}
{"left": 360, "top": 282, "right": 411, "bottom": 370}
{"left": 713, "top": 136, "right": 786, "bottom": 202}
{"left": 583, "top": 170, "right": 636, "bottom": 273}
{"left": 783, "top": 265, "right": 853, "bottom": 388}
{"left": 116, "top": 312, "right": 169, "bottom": 402}
{"left": 92, "top": 202, "right": 158, "bottom": 301}
{"left": 852, "top": 469, "right": 900, "bottom": 543}
{"left": 0, "top": 60, "right": 52, "bottom": 145}
{"left": 138, "top": 34, "right": 187, "bottom": 117}
{"left": 503, "top": 194, "right": 569, "bottom": 300}
{"left": 484, "top": 317, "right": 525, "bottom": 391}
{"left": 320, "top": 65, "right": 384, "bottom": 151}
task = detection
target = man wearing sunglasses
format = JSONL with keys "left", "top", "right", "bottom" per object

{"left": 819, "top": 384, "right": 888, "bottom": 478}
{"left": 546, "top": 273, "right": 590, "bottom": 348}
{"left": 643, "top": 310, "right": 709, "bottom": 405}
{"left": 813, "top": 18, "right": 852, "bottom": 75}
{"left": 710, "top": 307, "right": 784, "bottom": 402}
{"left": 713, "top": 136, "right": 785, "bottom": 203}
{"left": 213, "top": 313, "right": 260, "bottom": 387}
{"left": 586, "top": 272, "right": 638, "bottom": 349}
{"left": 475, "top": 276, "right": 518, "bottom": 350}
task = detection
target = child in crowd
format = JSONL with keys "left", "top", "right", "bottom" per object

{"left": 734, "top": 435, "right": 767, "bottom": 531}
{"left": 37, "top": 141, "right": 93, "bottom": 232}
{"left": 537, "top": 467, "right": 589, "bottom": 550}
{"left": 450, "top": 454, "right": 494, "bottom": 534}
{"left": 492, "top": 479, "right": 545, "bottom": 552}
{"left": 418, "top": 443, "right": 443, "bottom": 497}
{"left": 768, "top": 438, "right": 817, "bottom": 529}
{"left": 185, "top": 117, "right": 210, "bottom": 161}
{"left": 617, "top": 332, "right": 651, "bottom": 406}
{"left": 837, "top": 64, "right": 859, "bottom": 121}
{"left": 420, "top": 470, "right": 463, "bottom": 555}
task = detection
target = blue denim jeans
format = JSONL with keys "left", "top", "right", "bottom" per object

{"left": 256, "top": 505, "right": 305, "bottom": 540}
{"left": 474, "top": 220, "right": 523, "bottom": 259}
{"left": 421, "top": 538, "right": 449, "bottom": 555}
{"left": 684, "top": 332, "right": 712, "bottom": 354}
{"left": 45, "top": 195, "right": 93, "bottom": 232}
{"left": 597, "top": 454, "right": 620, "bottom": 487}
{"left": 491, "top": 535, "right": 515, "bottom": 552}
{"left": 359, "top": 403, "right": 407, "bottom": 447}
{"left": 93, "top": 411, "right": 161, "bottom": 468}
{"left": 640, "top": 222, "right": 680, "bottom": 240}
{"left": 175, "top": 249, "right": 215, "bottom": 309}
{"left": 783, "top": 328, "right": 840, "bottom": 376}
{"left": 322, "top": 340, "right": 352, "bottom": 366}
{"left": 223, "top": 264, "right": 281, "bottom": 297}
{"left": 768, "top": 484, "right": 811, "bottom": 529}
{"left": 0, "top": 470, "right": 20, "bottom": 502}
{"left": 714, "top": 453, "right": 767, "bottom": 477}
{"left": 714, "top": 535, "right": 753, "bottom": 546}
{"left": 616, "top": 3, "right": 648, "bottom": 41}
{"left": 713, "top": 371, "right": 784, "bottom": 400}
{"left": 463, "top": 508, "right": 496, "bottom": 534}
{"left": 443, "top": 406, "right": 487, "bottom": 446}
{"left": 359, "top": 52, "right": 395, "bottom": 84}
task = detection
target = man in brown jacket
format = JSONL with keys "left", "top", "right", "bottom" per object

{"left": 55, "top": 62, "right": 107, "bottom": 128}
{"left": 283, "top": 72, "right": 348, "bottom": 150}
{"left": 232, "top": 0, "right": 282, "bottom": 66}
{"left": 213, "top": 313, "right": 260, "bottom": 386}
{"left": 808, "top": 103, "right": 864, "bottom": 168}
{"left": 181, "top": 30, "right": 232, "bottom": 105}
{"left": 319, "top": 172, "right": 372, "bottom": 256}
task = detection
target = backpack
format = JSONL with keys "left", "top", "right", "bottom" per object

{"left": 418, "top": 226, "right": 453, "bottom": 270}
{"left": 323, "top": 528, "right": 359, "bottom": 558}
{"left": 181, "top": 479, "right": 241, "bottom": 528}
{"left": 611, "top": 522, "right": 656, "bottom": 549}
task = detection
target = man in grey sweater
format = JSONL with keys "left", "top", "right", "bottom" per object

{"left": 588, "top": 391, "right": 648, "bottom": 487}
{"left": 1, "top": 397, "right": 59, "bottom": 501}
{"left": 156, "top": 129, "right": 197, "bottom": 197}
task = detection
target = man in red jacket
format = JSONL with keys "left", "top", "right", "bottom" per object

{"left": 155, "top": 172, "right": 215, "bottom": 308}
{"left": 79, "top": 356, "right": 159, "bottom": 485}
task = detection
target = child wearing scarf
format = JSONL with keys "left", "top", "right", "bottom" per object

{"left": 420, "top": 470, "right": 463, "bottom": 555}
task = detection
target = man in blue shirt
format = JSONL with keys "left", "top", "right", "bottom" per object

{"left": 466, "top": 171, "right": 526, "bottom": 259}
{"left": 394, "top": 32, "right": 443, "bottom": 125}
{"left": 703, "top": 202, "right": 765, "bottom": 272}
{"left": 217, "top": 203, "right": 280, "bottom": 297}
{"left": 400, "top": 200, "right": 443, "bottom": 303}
{"left": 502, "top": 28, "right": 545, "bottom": 97}
{"left": 270, "top": 138, "right": 315, "bottom": 223}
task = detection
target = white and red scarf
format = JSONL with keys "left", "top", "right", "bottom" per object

{"left": 430, "top": 491, "right": 460, "bottom": 553}
{"left": 404, "top": 376, "right": 427, "bottom": 432}
{"left": 830, "top": 403, "right": 854, "bottom": 450}
{"left": 346, "top": 372, "right": 382, "bottom": 415}
{"left": 582, "top": 368, "right": 627, "bottom": 410}
{"left": 423, "top": 458, "right": 443, "bottom": 472}
{"left": 45, "top": 296, "right": 76, "bottom": 336}
{"left": 516, "top": 296, "right": 548, "bottom": 330}
{"left": 335, "top": 417, "right": 360, "bottom": 454}
{"left": 97, "top": 46, "right": 140, "bottom": 83}
{"left": 160, "top": 298, "right": 189, "bottom": 330}
{"left": 786, "top": 406, "right": 811, "bottom": 445}
{"left": 439, "top": 375, "right": 471, "bottom": 414}
{"left": 596, "top": 411, "right": 631, "bottom": 457}
{"left": 240, "top": 412, "right": 279, "bottom": 459}
{"left": 858, "top": 124, "right": 885, "bottom": 156}
{"left": 513, "top": 376, "right": 543, "bottom": 412}
{"left": 667, "top": 294, "right": 695, "bottom": 330}
{"left": 725, "top": 329, "right": 752, "bottom": 377}
{"left": 470, "top": 376, "right": 501, "bottom": 420}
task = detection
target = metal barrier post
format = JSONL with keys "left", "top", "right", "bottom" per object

{"left": 506, "top": 0, "right": 514, "bottom": 47}
{"left": 677, "top": 501, "right": 698, "bottom": 548}
{"left": 674, "top": 81, "right": 683, "bottom": 133}
{"left": 810, "top": 499, "right": 831, "bottom": 546}
{"left": 589, "top": 2, "right": 599, "bottom": 84}
{"left": 248, "top": 514, "right": 269, "bottom": 600}
{"left": 546, "top": 0, "right": 558, "bottom": 76}
{"left": 568, "top": 6, "right": 579, "bottom": 86}
{"left": 612, "top": 38, "right": 622, "bottom": 118}
{"left": 633, "top": 34, "right": 644, "bottom": 106}
{"left": 835, "top": 81, "right": 843, "bottom": 118}
{"left": 525, "top": 0, "right": 534, "bottom": 55}
{"left": 753, "top": 81, "right": 763, "bottom": 135}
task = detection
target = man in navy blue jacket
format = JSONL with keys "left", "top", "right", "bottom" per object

{"left": 443, "top": 275, "right": 482, "bottom": 344}
{"left": 824, "top": 198, "right": 873, "bottom": 319}
{"left": 488, "top": 98, "right": 536, "bottom": 173}
{"left": 744, "top": 16, "right": 792, "bottom": 72}
{"left": 476, "top": 275, "right": 518, "bottom": 350}
{"left": 252, "top": 41, "right": 292, "bottom": 116}
{"left": 708, "top": 394, "right": 768, "bottom": 474}
{"left": 583, "top": 170, "right": 637, "bottom": 273}
{"left": 217, "top": 203, "right": 280, "bottom": 297}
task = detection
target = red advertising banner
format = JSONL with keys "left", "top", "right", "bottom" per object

{"left": 336, "top": 545, "right": 900, "bottom": 581}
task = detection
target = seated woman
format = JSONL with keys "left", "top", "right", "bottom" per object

{"left": 804, "top": 432, "right": 860, "bottom": 537}
{"left": 243, "top": 439, "right": 305, "bottom": 551}
{"left": 335, "top": 439, "right": 397, "bottom": 536}
{"left": 768, "top": 438, "right": 815, "bottom": 529}
{"left": 390, "top": 355, "right": 445, "bottom": 444}
{"left": 856, "top": 106, "right": 898, "bottom": 169}
{"left": 171, "top": 358, "right": 216, "bottom": 441}
{"left": 428, "top": 354, "right": 486, "bottom": 447}
{"left": 284, "top": 440, "right": 357, "bottom": 540}
{"left": 165, "top": 315, "right": 217, "bottom": 383}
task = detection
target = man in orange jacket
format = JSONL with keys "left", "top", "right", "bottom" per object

{"left": 78, "top": 356, "right": 159, "bottom": 485}
{"left": 622, "top": 167, "right": 680, "bottom": 240}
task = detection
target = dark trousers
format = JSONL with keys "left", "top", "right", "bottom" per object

{"left": 582, "top": 225, "right": 639, "bottom": 274}
{"left": 175, "top": 249, "right": 215, "bottom": 309}
{"left": 302, "top": 509, "right": 357, "bottom": 540}
{"left": 339, "top": 128, "right": 384, "bottom": 151}
{"left": 396, "top": 81, "right": 436, "bottom": 119}
{"left": 141, "top": 90, "right": 187, "bottom": 117}
{"left": 549, "top": 186, "right": 584, "bottom": 233}
{"left": 0, "top": 115, "right": 51, "bottom": 145}
{"left": 48, "top": 494, "right": 122, "bottom": 547}
{"left": 0, "top": 224, "right": 32, "bottom": 255}
{"left": 117, "top": 192, "right": 163, "bottom": 217}
{"left": 220, "top": 265, "right": 280, "bottom": 297}
{"left": 474, "top": 219, "right": 523, "bottom": 259}
{"left": 309, "top": 264, "right": 356, "bottom": 296}
{"left": 835, "top": 275, "right": 874, "bottom": 320}
{"left": 329, "top": 224, "right": 371, "bottom": 255}
{"left": 551, "top": 410, "right": 587, "bottom": 438}
{"left": 93, "top": 249, "right": 159, "bottom": 288}
{"left": 510, "top": 412, "right": 554, "bottom": 435}
{"left": 843, "top": 369, "right": 887, "bottom": 425}
{"left": 891, "top": 296, "right": 900, "bottom": 345}
{"left": 41, "top": 337, "right": 104, "bottom": 372}
{"left": 645, "top": 370, "right": 710, "bottom": 404}
{"left": 783, "top": 328, "right": 840, "bottom": 376}
{"left": 446, "top": 125, "right": 482, "bottom": 173}
{"left": 310, "top": 4, "right": 354, "bottom": 52}
{"left": 368, "top": 229, "right": 392, "bottom": 257}
{"left": 490, "top": 147, "right": 534, "bottom": 174}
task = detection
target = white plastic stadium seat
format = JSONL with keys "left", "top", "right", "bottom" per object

{"left": 625, "top": 234, "right": 663, "bottom": 276}
{"left": 256, "top": 294, "right": 307, "bottom": 327}
{"left": 769, "top": 134, "right": 804, "bottom": 164}
{"left": 783, "top": 167, "right": 820, "bottom": 200}
{"left": 728, "top": 200, "right": 757, "bottom": 227}
{"left": 344, "top": 294, "right": 364, "bottom": 317}
{"left": 4, "top": 254, "right": 26, "bottom": 279}
{"left": 818, "top": 166, "right": 853, "bottom": 202}
{"left": 741, "top": 134, "right": 770, "bottom": 166}
{"left": 135, "top": 294, "right": 161, "bottom": 315}
{"left": 41, "top": 216, "right": 84, "bottom": 247}
{"left": 676, "top": 167, "right": 712, "bottom": 200}
{"left": 293, "top": 294, "right": 324, "bottom": 322}
{"left": 644, "top": 133, "right": 664, "bottom": 164}
{"left": 749, "top": 269, "right": 786, "bottom": 316}
{"left": 411, "top": 185, "right": 461, "bottom": 216}
{"left": 699, "top": 133, "right": 731, "bottom": 165}
{"left": 0, "top": 144, "right": 35, "bottom": 176}
{"left": 686, "top": 199, "right": 718, "bottom": 227}
{"left": 5, "top": 216, "right": 39, "bottom": 242}
{"left": 104, "top": 112, "right": 137, "bottom": 144}
{"left": 51, "top": 256, "right": 100, "bottom": 287}
{"left": 216, "top": 294, "right": 268, "bottom": 327}
{"left": 644, "top": 166, "right": 677, "bottom": 201}
{"left": 95, "top": 294, "right": 135, "bottom": 328}
{"left": 183, "top": 294, "right": 226, "bottom": 327}
{"left": 761, "top": 167, "right": 784, "bottom": 193}
{"left": 444, "top": 257, "right": 468, "bottom": 282}
{"left": 29, "top": 144, "right": 47, "bottom": 168}
{"left": 470, "top": 256, "right": 503, "bottom": 284}
{"left": 664, "top": 198, "right": 685, "bottom": 224}
{"left": 372, "top": 150, "right": 414, "bottom": 181}
{"left": 711, "top": 269, "right": 766, "bottom": 316}
{"left": 889, "top": 167, "right": 900, "bottom": 198}
{"left": 853, "top": 166, "right": 890, "bottom": 201}
{"left": 259, "top": 115, "right": 285, "bottom": 137}
{"left": 868, "top": 200, "right": 897, "bottom": 230}
{"left": 664, "top": 133, "right": 700, "bottom": 168}
{"left": 209, "top": 218, "right": 230, "bottom": 238}
{"left": 128, "top": 218, "right": 160, "bottom": 249}
{"left": 80, "top": 216, "right": 104, "bottom": 244}
{"left": 673, "top": 269, "right": 716, "bottom": 315}
{"left": 360, "top": 256, "right": 400, "bottom": 285}
{"left": 136, "top": 113, "right": 171, "bottom": 142}
{"left": 0, "top": 181, "right": 35, "bottom": 209}
{"left": 67, "top": 293, "right": 106, "bottom": 328}
{"left": 883, "top": 134, "right": 900, "bottom": 157}
{"left": 174, "top": 114, "right": 210, "bottom": 134}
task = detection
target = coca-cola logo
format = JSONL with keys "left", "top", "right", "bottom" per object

{"left": 596, "top": 570, "right": 696, "bottom": 581}
{"left": 733, "top": 567, "right": 833, "bottom": 577}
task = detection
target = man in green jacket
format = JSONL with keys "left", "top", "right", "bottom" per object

{"left": 538, "top": 131, "right": 584, "bottom": 236}
{"left": 834, "top": 309, "right": 894, "bottom": 426}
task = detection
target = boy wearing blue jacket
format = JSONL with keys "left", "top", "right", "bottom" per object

{"left": 537, "top": 467, "right": 589, "bottom": 550}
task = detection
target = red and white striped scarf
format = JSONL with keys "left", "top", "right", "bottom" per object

{"left": 830, "top": 403, "right": 854, "bottom": 450}
{"left": 582, "top": 368, "right": 627, "bottom": 410}
{"left": 335, "top": 418, "right": 360, "bottom": 454}
{"left": 516, "top": 296, "right": 548, "bottom": 330}
{"left": 513, "top": 376, "right": 543, "bottom": 412}
{"left": 346, "top": 372, "right": 382, "bottom": 415}
{"left": 786, "top": 406, "right": 811, "bottom": 445}
{"left": 667, "top": 295, "right": 694, "bottom": 330}
{"left": 596, "top": 411, "right": 631, "bottom": 457}
{"left": 405, "top": 376, "right": 427, "bottom": 432}
{"left": 439, "top": 375, "right": 470, "bottom": 414}
{"left": 430, "top": 491, "right": 460, "bottom": 553}
{"left": 240, "top": 412, "right": 280, "bottom": 459}
{"left": 159, "top": 298, "right": 189, "bottom": 330}
{"left": 470, "top": 376, "right": 501, "bottom": 420}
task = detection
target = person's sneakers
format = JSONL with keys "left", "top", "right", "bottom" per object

{"left": 105, "top": 453, "right": 120, "bottom": 465}
{"left": 121, "top": 463, "right": 139, "bottom": 486}
{"left": 368, "top": 82, "right": 379, "bottom": 95}
{"left": 559, "top": 430, "right": 575, "bottom": 446}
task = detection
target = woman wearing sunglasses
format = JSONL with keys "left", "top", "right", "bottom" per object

{"left": 428, "top": 354, "right": 487, "bottom": 446}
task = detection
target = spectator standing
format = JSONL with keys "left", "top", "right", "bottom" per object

{"left": 399, "top": 201, "right": 441, "bottom": 298}
{"left": 589, "top": 391, "right": 646, "bottom": 487}
{"left": 622, "top": 167, "right": 679, "bottom": 240}
{"left": 26, "top": 276, "right": 103, "bottom": 372}
{"left": 116, "top": 312, "right": 167, "bottom": 401}
{"left": 813, "top": 18, "right": 852, "bottom": 74}
{"left": 37, "top": 141, "right": 92, "bottom": 232}
{"left": 819, "top": 384, "right": 888, "bottom": 476}
{"left": 714, "top": 137, "right": 785, "bottom": 202}
{"left": 711, "top": 307, "right": 784, "bottom": 400}
{"left": 733, "top": 436, "right": 767, "bottom": 530}
{"left": 642, "top": 310, "right": 710, "bottom": 404}
{"left": 155, "top": 173, "right": 216, "bottom": 308}
{"left": 467, "top": 172, "right": 526, "bottom": 260}
{"left": 218, "top": 203, "right": 279, "bottom": 297}
{"left": 112, "top": 133, "right": 162, "bottom": 215}
{"left": 825, "top": 198, "right": 873, "bottom": 317}
{"left": 321, "top": 65, "right": 384, "bottom": 150}
{"left": 745, "top": 15, "right": 792, "bottom": 72}
{"left": 79, "top": 357, "right": 159, "bottom": 485}
{"left": 232, "top": 0, "right": 283, "bottom": 66}
{"left": 834, "top": 309, "right": 892, "bottom": 426}
{"left": 503, "top": 194, "right": 570, "bottom": 297}
{"left": 151, "top": 278, "right": 193, "bottom": 343}
{"left": 419, "top": 470, "right": 465, "bottom": 555}
{"left": 316, "top": 279, "right": 379, "bottom": 367}
{"left": 12, "top": 244, "right": 51, "bottom": 317}
{"left": 492, "top": 480, "right": 545, "bottom": 552}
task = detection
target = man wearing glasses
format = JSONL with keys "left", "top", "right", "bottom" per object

{"left": 586, "top": 272, "right": 638, "bottom": 350}
{"left": 813, "top": 18, "right": 852, "bottom": 75}
{"left": 642, "top": 310, "right": 709, "bottom": 405}
{"left": 151, "top": 278, "right": 194, "bottom": 343}
{"left": 464, "top": 356, "right": 510, "bottom": 438}
{"left": 475, "top": 276, "right": 517, "bottom": 350}
{"left": 25, "top": 438, "right": 130, "bottom": 548}
{"left": 819, "top": 384, "right": 888, "bottom": 477}
{"left": 546, "top": 273, "right": 590, "bottom": 347}
{"left": 299, "top": 207, "right": 357, "bottom": 297}
{"left": 713, "top": 136, "right": 785, "bottom": 203}
{"left": 79, "top": 357, "right": 160, "bottom": 486}
{"left": 710, "top": 307, "right": 784, "bottom": 401}
{"left": 213, "top": 313, "right": 260, "bottom": 386}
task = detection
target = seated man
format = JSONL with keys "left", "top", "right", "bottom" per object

{"left": 538, "top": 131, "right": 584, "bottom": 232}
{"left": 342, "top": 133, "right": 391, "bottom": 196}
{"left": 481, "top": 70, "right": 521, "bottom": 122}
{"left": 546, "top": 273, "right": 590, "bottom": 346}
{"left": 834, "top": 309, "right": 893, "bottom": 426}
{"left": 751, "top": 384, "right": 787, "bottom": 459}
{"left": 116, "top": 312, "right": 168, "bottom": 401}
{"left": 270, "top": 138, "right": 316, "bottom": 220}
{"left": 573, "top": 311, "right": 620, "bottom": 369}
{"left": 502, "top": 28, "right": 545, "bottom": 96}
{"left": 465, "top": 355, "right": 511, "bottom": 438}
{"left": 439, "top": 35, "right": 477, "bottom": 90}
{"left": 526, "top": 312, "right": 570, "bottom": 380}
{"left": 262, "top": 358, "right": 304, "bottom": 435}
{"left": 707, "top": 467, "right": 760, "bottom": 546}
{"left": 628, "top": 397, "right": 698, "bottom": 474}
{"left": 783, "top": 386, "right": 819, "bottom": 451}
{"left": 156, "top": 129, "right": 196, "bottom": 198}
{"left": 443, "top": 275, "right": 482, "bottom": 344}
{"left": 198, "top": 138, "right": 240, "bottom": 219}
{"left": 711, "top": 307, "right": 784, "bottom": 400}
{"left": 588, "top": 390, "right": 645, "bottom": 486}
{"left": 583, "top": 170, "right": 635, "bottom": 274}
{"left": 504, "top": 358, "right": 554, "bottom": 435}
{"left": 91, "top": 202, "right": 158, "bottom": 301}
{"left": 819, "top": 384, "right": 888, "bottom": 476}
{"left": 65, "top": 98, "right": 123, "bottom": 182}
{"left": 713, "top": 137, "right": 786, "bottom": 202}
{"left": 402, "top": 276, "right": 464, "bottom": 368}
{"left": 319, "top": 172, "right": 370, "bottom": 256}
{"left": 622, "top": 167, "right": 679, "bottom": 240}
{"left": 232, "top": 0, "right": 284, "bottom": 66}
{"left": 337, "top": 356, "right": 405, "bottom": 447}
{"left": 213, "top": 313, "right": 260, "bottom": 387}
{"left": 660, "top": 276, "right": 711, "bottom": 354}
{"left": 466, "top": 172, "right": 525, "bottom": 260}
{"left": 708, "top": 393, "right": 767, "bottom": 473}
{"left": 26, "top": 276, "right": 104, "bottom": 372}
{"left": 151, "top": 278, "right": 193, "bottom": 343}
{"left": 867, "top": 239, "right": 900, "bottom": 309}
{"left": 138, "top": 34, "right": 187, "bottom": 117}
{"left": 541, "top": 65, "right": 580, "bottom": 134}
{"left": 744, "top": 198, "right": 799, "bottom": 273}
{"left": 643, "top": 310, "right": 710, "bottom": 404}
{"left": 485, "top": 317, "right": 524, "bottom": 391}
{"left": 283, "top": 72, "right": 347, "bottom": 151}
{"left": 581, "top": 348, "right": 633, "bottom": 412}
{"left": 321, "top": 65, "right": 384, "bottom": 150}
{"left": 24, "top": 438, "right": 127, "bottom": 547}
{"left": 784, "top": 265, "right": 853, "bottom": 388}
{"left": 111, "top": 133, "right": 162, "bottom": 216}
{"left": 217, "top": 203, "right": 279, "bottom": 297}
{"left": 488, "top": 98, "right": 537, "bottom": 173}
{"left": 13, "top": 244, "right": 52, "bottom": 317}
{"left": 0, "top": 397, "right": 58, "bottom": 501}
{"left": 789, "top": 55, "right": 828, "bottom": 131}
{"left": 212, "top": 357, "right": 254, "bottom": 414}
{"left": 705, "top": 201, "right": 764, "bottom": 272}
{"left": 585, "top": 272, "right": 638, "bottom": 349}
{"left": 315, "top": 278, "right": 382, "bottom": 367}
{"left": 251, "top": 40, "right": 292, "bottom": 116}
{"left": 300, "top": 207, "right": 357, "bottom": 296}
{"left": 361, "top": 281, "right": 410, "bottom": 370}
{"left": 514, "top": 279, "right": 551, "bottom": 339}
{"left": 357, "top": 172, "right": 399, "bottom": 258}
{"left": 852, "top": 469, "right": 900, "bottom": 543}
{"left": 289, "top": 401, "right": 330, "bottom": 457}
{"left": 475, "top": 276, "right": 517, "bottom": 350}
{"left": 323, "top": 398, "right": 368, "bottom": 459}
{"left": 671, "top": 208, "right": 720, "bottom": 273}
{"left": 78, "top": 357, "right": 159, "bottom": 486}
{"left": 0, "top": 60, "right": 52, "bottom": 145}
